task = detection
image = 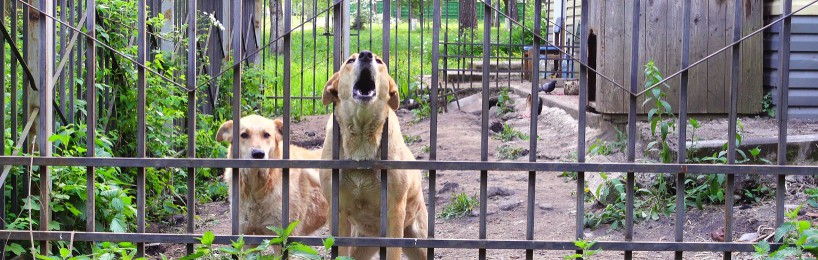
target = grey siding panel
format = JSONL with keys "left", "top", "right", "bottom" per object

{"left": 765, "top": 15, "right": 818, "bottom": 119}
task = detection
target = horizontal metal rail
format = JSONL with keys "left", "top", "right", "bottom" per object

{"left": 0, "top": 156, "right": 814, "bottom": 175}
{"left": 0, "top": 230, "right": 780, "bottom": 252}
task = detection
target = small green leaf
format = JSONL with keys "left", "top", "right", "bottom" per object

{"left": 198, "top": 231, "right": 215, "bottom": 246}
{"left": 323, "top": 236, "right": 335, "bottom": 250}
{"left": 6, "top": 243, "right": 26, "bottom": 255}
{"left": 60, "top": 248, "right": 71, "bottom": 258}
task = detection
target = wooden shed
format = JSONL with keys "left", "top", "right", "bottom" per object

{"left": 586, "top": 0, "right": 764, "bottom": 115}
{"left": 765, "top": 0, "right": 818, "bottom": 119}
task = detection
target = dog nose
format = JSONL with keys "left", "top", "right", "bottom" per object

{"left": 251, "top": 149, "right": 266, "bottom": 159}
{"left": 359, "top": 51, "right": 373, "bottom": 62}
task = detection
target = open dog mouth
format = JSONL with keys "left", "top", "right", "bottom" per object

{"left": 353, "top": 67, "right": 376, "bottom": 101}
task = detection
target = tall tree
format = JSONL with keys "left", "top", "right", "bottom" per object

{"left": 504, "top": 0, "right": 518, "bottom": 21}
{"left": 268, "top": 0, "right": 285, "bottom": 54}
{"left": 459, "top": 0, "right": 477, "bottom": 29}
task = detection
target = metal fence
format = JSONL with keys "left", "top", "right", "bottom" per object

{"left": 0, "top": 0, "right": 815, "bottom": 259}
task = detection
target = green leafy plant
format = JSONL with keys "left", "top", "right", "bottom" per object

{"left": 754, "top": 205, "right": 818, "bottom": 259}
{"left": 564, "top": 239, "right": 602, "bottom": 260}
{"left": 403, "top": 134, "right": 422, "bottom": 144}
{"left": 496, "top": 88, "right": 515, "bottom": 115}
{"left": 497, "top": 145, "right": 526, "bottom": 160}
{"left": 642, "top": 60, "right": 676, "bottom": 164}
{"left": 180, "top": 222, "right": 352, "bottom": 260}
{"left": 440, "top": 193, "right": 479, "bottom": 219}
{"left": 761, "top": 92, "right": 776, "bottom": 118}
{"left": 494, "top": 123, "right": 529, "bottom": 142}
{"left": 411, "top": 102, "right": 432, "bottom": 124}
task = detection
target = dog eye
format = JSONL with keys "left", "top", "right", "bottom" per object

{"left": 376, "top": 58, "right": 383, "bottom": 64}
{"left": 263, "top": 132, "right": 271, "bottom": 138}
{"left": 240, "top": 132, "right": 249, "bottom": 139}
{"left": 347, "top": 58, "right": 356, "bottom": 64}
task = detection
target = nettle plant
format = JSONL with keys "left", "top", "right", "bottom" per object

{"left": 643, "top": 60, "right": 675, "bottom": 164}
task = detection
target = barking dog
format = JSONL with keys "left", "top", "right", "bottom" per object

{"left": 217, "top": 115, "right": 327, "bottom": 236}
{"left": 321, "top": 51, "right": 428, "bottom": 259}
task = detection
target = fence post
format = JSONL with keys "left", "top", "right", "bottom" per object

{"left": 136, "top": 0, "right": 148, "bottom": 256}
{"left": 185, "top": 0, "right": 198, "bottom": 255}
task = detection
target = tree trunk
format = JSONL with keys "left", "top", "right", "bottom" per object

{"left": 268, "top": 0, "right": 285, "bottom": 54}
{"left": 459, "top": 0, "right": 476, "bottom": 29}
{"left": 395, "top": 0, "right": 402, "bottom": 23}
{"left": 504, "top": 0, "right": 518, "bottom": 21}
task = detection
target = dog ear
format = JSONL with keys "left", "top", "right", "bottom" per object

{"left": 216, "top": 120, "right": 233, "bottom": 142}
{"left": 388, "top": 77, "right": 400, "bottom": 111}
{"left": 322, "top": 72, "right": 340, "bottom": 106}
{"left": 271, "top": 119, "right": 284, "bottom": 159}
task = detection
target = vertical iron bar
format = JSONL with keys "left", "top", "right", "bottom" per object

{"left": 58, "top": 0, "right": 66, "bottom": 122}
{"left": 428, "top": 0, "right": 441, "bottom": 258}
{"left": 283, "top": 0, "right": 293, "bottom": 237}
{"left": 231, "top": 0, "right": 243, "bottom": 236}
{"left": 379, "top": 119, "right": 389, "bottom": 260}
{"left": 0, "top": 0, "right": 5, "bottom": 253}
{"left": 38, "top": 0, "right": 55, "bottom": 255}
{"left": 724, "top": 1, "right": 743, "bottom": 259}
{"left": 626, "top": 1, "right": 641, "bottom": 259}
{"left": 136, "top": 0, "right": 147, "bottom": 256}
{"left": 22, "top": 0, "right": 30, "bottom": 207}
{"left": 480, "top": 0, "right": 491, "bottom": 258}
{"left": 577, "top": 0, "right": 588, "bottom": 248}
{"left": 85, "top": 0, "right": 96, "bottom": 235}
{"left": 378, "top": 0, "right": 388, "bottom": 259}
{"left": 331, "top": 4, "right": 343, "bottom": 258}
{"left": 776, "top": 0, "right": 792, "bottom": 228}
{"left": 186, "top": 0, "right": 197, "bottom": 255}
{"left": 675, "top": 0, "right": 692, "bottom": 259}
{"left": 10, "top": 0, "right": 19, "bottom": 215}
{"left": 527, "top": 0, "right": 541, "bottom": 259}
{"left": 68, "top": 0, "right": 75, "bottom": 124}
{"left": 382, "top": 0, "right": 390, "bottom": 67}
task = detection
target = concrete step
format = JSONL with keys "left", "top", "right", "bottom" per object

{"left": 469, "top": 61, "right": 525, "bottom": 70}
{"left": 683, "top": 134, "right": 818, "bottom": 162}
{"left": 440, "top": 70, "right": 525, "bottom": 83}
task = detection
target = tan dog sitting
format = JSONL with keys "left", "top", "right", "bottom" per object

{"left": 321, "top": 51, "right": 428, "bottom": 259}
{"left": 217, "top": 115, "right": 327, "bottom": 236}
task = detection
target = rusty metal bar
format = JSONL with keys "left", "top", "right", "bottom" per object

{"left": 185, "top": 0, "right": 197, "bottom": 254}
{"left": 136, "top": 0, "right": 147, "bottom": 255}
{"left": 283, "top": 0, "right": 293, "bottom": 234}
{"left": 85, "top": 0, "right": 96, "bottom": 235}
{"left": 0, "top": 0, "right": 5, "bottom": 249}
{"left": 0, "top": 230, "right": 779, "bottom": 252}
{"left": 480, "top": 0, "right": 492, "bottom": 257}
{"left": 0, "top": 157, "right": 816, "bottom": 175}
{"left": 37, "top": 0, "right": 55, "bottom": 254}
{"left": 331, "top": 4, "right": 343, "bottom": 256}
{"left": 231, "top": 0, "right": 243, "bottom": 237}
{"left": 724, "top": 1, "right": 744, "bottom": 259}
{"left": 380, "top": 118, "right": 389, "bottom": 259}
{"left": 527, "top": 0, "right": 541, "bottom": 258}
{"left": 676, "top": 0, "right": 692, "bottom": 259}
{"left": 625, "top": 1, "right": 641, "bottom": 259}
{"left": 429, "top": 0, "right": 441, "bottom": 255}
{"left": 10, "top": 0, "right": 20, "bottom": 215}
{"left": 776, "top": 0, "right": 792, "bottom": 228}
{"left": 577, "top": 0, "right": 589, "bottom": 247}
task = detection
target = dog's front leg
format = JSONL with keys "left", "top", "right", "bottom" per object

{"left": 386, "top": 196, "right": 407, "bottom": 260}
{"left": 339, "top": 211, "right": 354, "bottom": 257}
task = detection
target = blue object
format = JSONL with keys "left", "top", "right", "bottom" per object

{"left": 523, "top": 46, "right": 560, "bottom": 52}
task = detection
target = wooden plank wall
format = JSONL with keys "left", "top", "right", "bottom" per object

{"left": 587, "top": 0, "right": 763, "bottom": 115}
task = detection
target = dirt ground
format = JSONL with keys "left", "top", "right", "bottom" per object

{"left": 149, "top": 90, "right": 817, "bottom": 259}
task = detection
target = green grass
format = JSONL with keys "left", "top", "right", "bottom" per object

{"left": 440, "top": 193, "right": 479, "bottom": 219}
{"left": 254, "top": 20, "right": 533, "bottom": 116}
